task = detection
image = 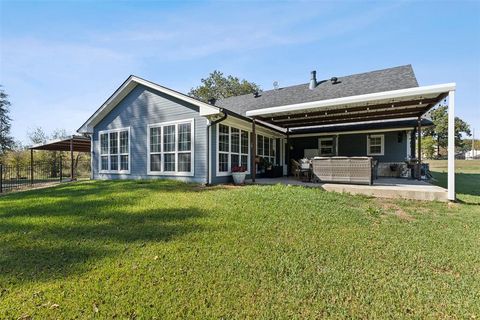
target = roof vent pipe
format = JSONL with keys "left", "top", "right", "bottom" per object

{"left": 309, "top": 70, "right": 317, "bottom": 90}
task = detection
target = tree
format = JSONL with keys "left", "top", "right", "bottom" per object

{"left": 188, "top": 70, "right": 261, "bottom": 102}
{"left": 424, "top": 105, "right": 471, "bottom": 156}
{"left": 28, "top": 127, "right": 48, "bottom": 145}
{"left": 0, "top": 86, "right": 14, "bottom": 155}
{"left": 422, "top": 136, "right": 435, "bottom": 159}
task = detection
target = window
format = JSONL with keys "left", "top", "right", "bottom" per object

{"left": 367, "top": 134, "right": 384, "bottom": 156}
{"left": 99, "top": 128, "right": 130, "bottom": 173}
{"left": 217, "top": 124, "right": 250, "bottom": 175}
{"left": 257, "top": 134, "right": 275, "bottom": 165}
{"left": 148, "top": 119, "right": 194, "bottom": 175}
{"left": 319, "top": 137, "right": 334, "bottom": 156}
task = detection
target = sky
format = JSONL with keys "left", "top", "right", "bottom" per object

{"left": 1, "top": 0, "right": 479, "bottom": 144}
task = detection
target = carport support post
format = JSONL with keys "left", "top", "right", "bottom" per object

{"left": 448, "top": 90, "right": 456, "bottom": 201}
{"left": 30, "top": 149, "right": 34, "bottom": 185}
{"left": 286, "top": 128, "right": 290, "bottom": 176}
{"left": 252, "top": 119, "right": 256, "bottom": 182}
{"left": 70, "top": 138, "right": 74, "bottom": 181}
{"left": 417, "top": 116, "right": 422, "bottom": 180}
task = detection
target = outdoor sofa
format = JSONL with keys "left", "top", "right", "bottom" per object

{"left": 311, "top": 156, "right": 373, "bottom": 185}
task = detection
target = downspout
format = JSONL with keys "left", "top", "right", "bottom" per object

{"left": 206, "top": 110, "right": 228, "bottom": 185}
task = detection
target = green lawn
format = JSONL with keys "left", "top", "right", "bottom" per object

{"left": 0, "top": 162, "right": 479, "bottom": 319}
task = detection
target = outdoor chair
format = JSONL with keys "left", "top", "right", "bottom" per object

{"left": 291, "top": 159, "right": 301, "bottom": 179}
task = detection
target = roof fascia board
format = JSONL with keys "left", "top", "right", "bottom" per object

{"left": 78, "top": 76, "right": 221, "bottom": 133}
{"left": 246, "top": 83, "right": 456, "bottom": 117}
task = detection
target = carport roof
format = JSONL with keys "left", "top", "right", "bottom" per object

{"left": 30, "top": 135, "right": 91, "bottom": 152}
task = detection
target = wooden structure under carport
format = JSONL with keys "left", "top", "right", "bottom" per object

{"left": 29, "top": 135, "right": 91, "bottom": 182}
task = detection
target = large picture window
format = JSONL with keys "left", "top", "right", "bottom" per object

{"left": 99, "top": 128, "right": 130, "bottom": 173}
{"left": 367, "top": 134, "right": 384, "bottom": 156}
{"left": 148, "top": 119, "right": 194, "bottom": 176}
{"left": 217, "top": 124, "right": 250, "bottom": 175}
{"left": 257, "top": 134, "right": 275, "bottom": 165}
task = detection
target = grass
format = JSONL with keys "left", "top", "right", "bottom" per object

{"left": 0, "top": 161, "right": 479, "bottom": 319}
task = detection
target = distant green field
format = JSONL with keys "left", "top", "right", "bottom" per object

{"left": 0, "top": 163, "right": 479, "bottom": 318}
{"left": 428, "top": 159, "right": 480, "bottom": 203}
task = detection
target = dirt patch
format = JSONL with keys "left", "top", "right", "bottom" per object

{"left": 375, "top": 199, "right": 415, "bottom": 221}
{"left": 192, "top": 184, "right": 243, "bottom": 192}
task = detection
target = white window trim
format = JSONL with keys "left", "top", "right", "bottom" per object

{"left": 216, "top": 123, "right": 251, "bottom": 177}
{"left": 98, "top": 127, "right": 131, "bottom": 174}
{"left": 147, "top": 119, "right": 195, "bottom": 177}
{"left": 367, "top": 134, "right": 385, "bottom": 156}
{"left": 318, "top": 137, "right": 335, "bottom": 156}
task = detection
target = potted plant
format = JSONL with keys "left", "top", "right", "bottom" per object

{"left": 231, "top": 165, "right": 247, "bottom": 185}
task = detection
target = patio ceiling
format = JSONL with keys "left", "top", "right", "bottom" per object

{"left": 246, "top": 83, "right": 455, "bottom": 129}
{"left": 30, "top": 135, "right": 91, "bottom": 152}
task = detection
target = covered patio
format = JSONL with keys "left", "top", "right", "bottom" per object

{"left": 248, "top": 83, "right": 456, "bottom": 201}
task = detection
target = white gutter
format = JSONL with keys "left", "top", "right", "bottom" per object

{"left": 246, "top": 83, "right": 456, "bottom": 117}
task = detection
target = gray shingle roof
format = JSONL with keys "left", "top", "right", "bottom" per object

{"left": 216, "top": 65, "right": 418, "bottom": 117}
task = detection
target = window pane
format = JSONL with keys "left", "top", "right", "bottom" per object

{"left": 178, "top": 153, "right": 191, "bottom": 172}
{"left": 120, "top": 155, "right": 129, "bottom": 171}
{"left": 264, "top": 137, "right": 270, "bottom": 157}
{"left": 320, "top": 147, "right": 332, "bottom": 155}
{"left": 241, "top": 131, "right": 249, "bottom": 154}
{"left": 100, "top": 134, "right": 108, "bottom": 155}
{"left": 109, "top": 132, "right": 118, "bottom": 155}
{"left": 269, "top": 138, "right": 275, "bottom": 157}
{"left": 101, "top": 156, "right": 108, "bottom": 170}
{"left": 370, "top": 146, "right": 382, "bottom": 154}
{"left": 231, "top": 154, "right": 239, "bottom": 168}
{"left": 110, "top": 155, "right": 118, "bottom": 170}
{"left": 241, "top": 155, "right": 248, "bottom": 168}
{"left": 163, "top": 125, "right": 175, "bottom": 152}
{"left": 219, "top": 153, "right": 228, "bottom": 172}
{"left": 150, "top": 127, "right": 161, "bottom": 153}
{"left": 150, "top": 154, "right": 161, "bottom": 171}
{"left": 219, "top": 124, "right": 229, "bottom": 152}
{"left": 321, "top": 139, "right": 333, "bottom": 147}
{"left": 119, "top": 131, "right": 129, "bottom": 154}
{"left": 257, "top": 135, "right": 264, "bottom": 155}
{"left": 371, "top": 137, "right": 381, "bottom": 145}
{"left": 164, "top": 153, "right": 175, "bottom": 171}
{"left": 231, "top": 128, "right": 240, "bottom": 153}
{"left": 178, "top": 123, "right": 191, "bottom": 152}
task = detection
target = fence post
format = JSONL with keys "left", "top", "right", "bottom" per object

{"left": 0, "top": 164, "right": 3, "bottom": 193}
{"left": 30, "top": 149, "right": 34, "bottom": 185}
{"left": 59, "top": 160, "right": 63, "bottom": 182}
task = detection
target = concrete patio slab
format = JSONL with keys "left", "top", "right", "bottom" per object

{"left": 253, "top": 177, "right": 448, "bottom": 202}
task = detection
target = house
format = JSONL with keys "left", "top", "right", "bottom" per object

{"left": 466, "top": 149, "right": 480, "bottom": 160}
{"left": 77, "top": 65, "right": 457, "bottom": 199}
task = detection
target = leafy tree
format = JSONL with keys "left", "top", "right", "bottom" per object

{"left": 422, "top": 136, "right": 436, "bottom": 159}
{"left": 424, "top": 105, "right": 471, "bottom": 156}
{"left": 188, "top": 70, "right": 261, "bottom": 102}
{"left": 0, "top": 86, "right": 14, "bottom": 155}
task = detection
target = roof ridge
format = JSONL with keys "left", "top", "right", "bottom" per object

{"left": 219, "top": 64, "right": 414, "bottom": 101}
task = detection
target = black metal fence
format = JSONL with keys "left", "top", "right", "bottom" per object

{"left": 0, "top": 160, "right": 91, "bottom": 193}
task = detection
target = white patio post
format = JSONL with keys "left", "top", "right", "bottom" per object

{"left": 448, "top": 90, "right": 456, "bottom": 201}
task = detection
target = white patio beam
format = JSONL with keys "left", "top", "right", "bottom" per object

{"left": 246, "top": 83, "right": 457, "bottom": 117}
{"left": 448, "top": 90, "right": 456, "bottom": 201}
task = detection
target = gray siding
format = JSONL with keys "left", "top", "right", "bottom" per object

{"left": 290, "top": 131, "right": 408, "bottom": 162}
{"left": 92, "top": 84, "right": 208, "bottom": 183}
